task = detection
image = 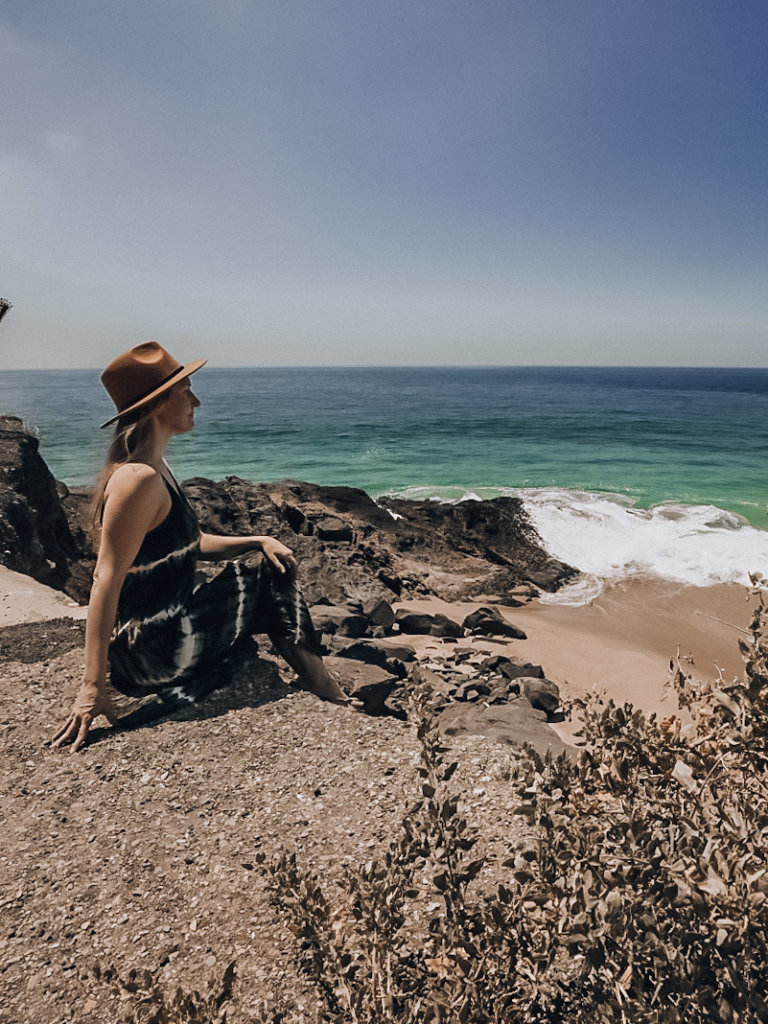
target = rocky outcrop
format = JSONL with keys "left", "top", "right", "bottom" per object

{"left": 183, "top": 477, "right": 577, "bottom": 608}
{"left": 378, "top": 493, "right": 576, "bottom": 594}
{"left": 0, "top": 418, "right": 573, "bottom": 727}
{"left": 0, "top": 418, "right": 576, "bottom": 609}
{"left": 0, "top": 416, "right": 80, "bottom": 594}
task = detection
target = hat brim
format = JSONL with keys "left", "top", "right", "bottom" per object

{"left": 100, "top": 358, "right": 207, "bottom": 428}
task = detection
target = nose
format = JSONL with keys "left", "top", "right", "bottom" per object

{"left": 190, "top": 390, "right": 201, "bottom": 408}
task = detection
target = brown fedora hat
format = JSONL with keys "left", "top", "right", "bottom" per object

{"left": 100, "top": 341, "right": 207, "bottom": 428}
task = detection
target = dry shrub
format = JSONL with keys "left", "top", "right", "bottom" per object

{"left": 94, "top": 959, "right": 236, "bottom": 1023}
{"left": 101, "top": 578, "right": 768, "bottom": 1022}
{"left": 263, "top": 576, "right": 768, "bottom": 1023}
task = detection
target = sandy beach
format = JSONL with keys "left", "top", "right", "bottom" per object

{"left": 391, "top": 578, "right": 754, "bottom": 748}
{"left": 511, "top": 579, "right": 751, "bottom": 701}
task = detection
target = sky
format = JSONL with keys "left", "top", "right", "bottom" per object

{"left": 1, "top": 0, "right": 767, "bottom": 369}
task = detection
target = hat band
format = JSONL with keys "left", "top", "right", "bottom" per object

{"left": 119, "top": 365, "right": 185, "bottom": 413}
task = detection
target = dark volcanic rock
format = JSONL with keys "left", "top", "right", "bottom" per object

{"left": 520, "top": 676, "right": 561, "bottom": 716}
{"left": 58, "top": 485, "right": 96, "bottom": 603}
{"left": 0, "top": 422, "right": 579, "bottom": 610}
{"left": 379, "top": 494, "right": 576, "bottom": 595}
{"left": 310, "top": 604, "right": 370, "bottom": 639}
{"left": 395, "top": 610, "right": 464, "bottom": 638}
{"left": 0, "top": 416, "right": 81, "bottom": 596}
{"left": 462, "top": 605, "right": 528, "bottom": 640}
{"left": 361, "top": 597, "right": 396, "bottom": 629}
{"left": 481, "top": 655, "right": 545, "bottom": 681}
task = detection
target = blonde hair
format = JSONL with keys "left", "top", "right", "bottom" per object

{"left": 88, "top": 395, "right": 164, "bottom": 536}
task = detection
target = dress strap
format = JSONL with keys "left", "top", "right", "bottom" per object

{"left": 160, "top": 459, "right": 183, "bottom": 497}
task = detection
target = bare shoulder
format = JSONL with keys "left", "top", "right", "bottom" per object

{"left": 105, "top": 462, "right": 166, "bottom": 505}
{"left": 100, "top": 463, "right": 171, "bottom": 556}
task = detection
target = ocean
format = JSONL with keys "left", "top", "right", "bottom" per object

{"left": 2, "top": 366, "right": 767, "bottom": 603}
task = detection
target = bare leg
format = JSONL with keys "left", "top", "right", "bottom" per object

{"left": 271, "top": 637, "right": 358, "bottom": 705}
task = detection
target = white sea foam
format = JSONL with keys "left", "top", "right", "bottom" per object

{"left": 511, "top": 488, "right": 768, "bottom": 605}
{"left": 379, "top": 484, "right": 768, "bottom": 605}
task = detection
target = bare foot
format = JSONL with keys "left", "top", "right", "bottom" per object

{"left": 292, "top": 676, "right": 364, "bottom": 709}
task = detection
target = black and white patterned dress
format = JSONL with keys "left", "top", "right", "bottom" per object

{"left": 108, "top": 471, "right": 319, "bottom": 716}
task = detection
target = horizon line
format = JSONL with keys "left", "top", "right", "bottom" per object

{"left": 2, "top": 363, "right": 768, "bottom": 372}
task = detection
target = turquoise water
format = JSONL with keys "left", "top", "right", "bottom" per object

{"left": 4, "top": 365, "right": 768, "bottom": 594}
{"left": 2, "top": 366, "right": 766, "bottom": 526}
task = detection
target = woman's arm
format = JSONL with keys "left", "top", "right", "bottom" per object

{"left": 198, "top": 532, "right": 297, "bottom": 574}
{"left": 53, "top": 464, "right": 169, "bottom": 751}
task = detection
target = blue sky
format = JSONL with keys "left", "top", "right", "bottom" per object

{"left": 1, "top": 0, "right": 767, "bottom": 368}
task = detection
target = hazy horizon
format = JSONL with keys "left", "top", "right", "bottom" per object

{"left": 2, "top": 362, "right": 767, "bottom": 372}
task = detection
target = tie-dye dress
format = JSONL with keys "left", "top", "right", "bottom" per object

{"left": 107, "top": 474, "right": 320, "bottom": 715}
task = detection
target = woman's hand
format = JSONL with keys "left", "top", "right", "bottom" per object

{"left": 52, "top": 682, "right": 118, "bottom": 752}
{"left": 259, "top": 537, "right": 298, "bottom": 575}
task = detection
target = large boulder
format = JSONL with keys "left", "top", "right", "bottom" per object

{"left": 395, "top": 610, "right": 464, "bottom": 638}
{"left": 462, "top": 605, "right": 527, "bottom": 640}
{"left": 520, "top": 676, "right": 560, "bottom": 716}
{"left": 0, "top": 416, "right": 80, "bottom": 595}
{"left": 310, "top": 604, "right": 370, "bottom": 639}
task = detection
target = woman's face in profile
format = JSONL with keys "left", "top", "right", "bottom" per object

{"left": 154, "top": 378, "right": 201, "bottom": 435}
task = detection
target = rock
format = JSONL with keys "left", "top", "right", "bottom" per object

{"left": 462, "top": 606, "right": 527, "bottom": 639}
{"left": 454, "top": 680, "right": 492, "bottom": 702}
{"left": 335, "top": 639, "right": 416, "bottom": 676}
{"left": 310, "top": 605, "right": 370, "bottom": 638}
{"left": 481, "top": 655, "right": 545, "bottom": 681}
{"left": 463, "top": 605, "right": 504, "bottom": 630}
{"left": 350, "top": 678, "right": 401, "bottom": 716}
{"left": 324, "top": 656, "right": 404, "bottom": 717}
{"left": 361, "top": 597, "right": 396, "bottom": 630}
{"left": 0, "top": 422, "right": 579, "bottom": 611}
{"left": 0, "top": 416, "right": 80, "bottom": 597}
{"left": 395, "top": 610, "right": 463, "bottom": 638}
{"left": 440, "top": 700, "right": 568, "bottom": 757}
{"left": 520, "top": 676, "right": 560, "bottom": 716}
{"left": 379, "top": 493, "right": 578, "bottom": 593}
{"left": 315, "top": 516, "right": 354, "bottom": 542}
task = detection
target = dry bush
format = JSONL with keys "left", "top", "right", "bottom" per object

{"left": 102, "top": 578, "right": 768, "bottom": 1022}
{"left": 262, "top": 576, "right": 768, "bottom": 1023}
{"left": 93, "top": 959, "right": 236, "bottom": 1023}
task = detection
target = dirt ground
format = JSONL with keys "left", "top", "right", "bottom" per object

{"left": 0, "top": 625, "right": 530, "bottom": 1024}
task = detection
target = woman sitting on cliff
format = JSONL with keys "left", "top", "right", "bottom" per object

{"left": 54, "top": 342, "right": 355, "bottom": 752}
